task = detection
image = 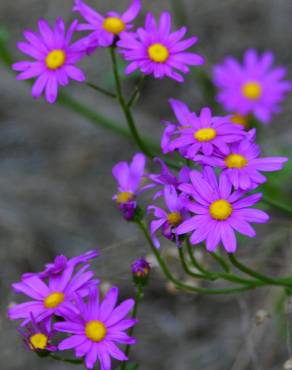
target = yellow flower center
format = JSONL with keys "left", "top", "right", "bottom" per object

{"left": 225, "top": 153, "right": 248, "bottom": 169}
{"left": 85, "top": 320, "right": 107, "bottom": 342}
{"left": 231, "top": 114, "right": 248, "bottom": 127}
{"left": 194, "top": 128, "right": 217, "bottom": 142}
{"left": 45, "top": 50, "right": 66, "bottom": 70}
{"left": 116, "top": 191, "right": 134, "bottom": 204}
{"left": 242, "top": 81, "right": 262, "bottom": 100}
{"left": 29, "top": 333, "right": 48, "bottom": 350}
{"left": 148, "top": 43, "right": 169, "bottom": 63}
{"left": 167, "top": 212, "right": 182, "bottom": 227}
{"left": 209, "top": 199, "right": 232, "bottom": 221}
{"left": 44, "top": 292, "right": 65, "bottom": 309}
{"left": 103, "top": 17, "right": 126, "bottom": 35}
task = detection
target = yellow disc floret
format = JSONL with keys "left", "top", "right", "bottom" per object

{"left": 148, "top": 43, "right": 169, "bottom": 63}
{"left": 242, "top": 81, "right": 262, "bottom": 100}
{"left": 85, "top": 320, "right": 107, "bottom": 342}
{"left": 194, "top": 128, "right": 217, "bottom": 142}
{"left": 231, "top": 114, "right": 248, "bottom": 127}
{"left": 167, "top": 212, "right": 182, "bottom": 227}
{"left": 45, "top": 50, "right": 66, "bottom": 70}
{"left": 44, "top": 292, "right": 65, "bottom": 309}
{"left": 29, "top": 333, "right": 48, "bottom": 350}
{"left": 209, "top": 199, "right": 232, "bottom": 221}
{"left": 225, "top": 153, "right": 248, "bottom": 169}
{"left": 116, "top": 191, "right": 134, "bottom": 204}
{"left": 103, "top": 17, "right": 126, "bottom": 35}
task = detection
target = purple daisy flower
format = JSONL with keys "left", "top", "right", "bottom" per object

{"left": 112, "top": 153, "right": 148, "bottom": 220}
{"left": 13, "top": 18, "right": 86, "bottom": 104}
{"left": 73, "top": 0, "right": 141, "bottom": 49}
{"left": 195, "top": 138, "right": 288, "bottom": 190}
{"left": 165, "top": 99, "right": 245, "bottom": 159}
{"left": 176, "top": 167, "right": 269, "bottom": 253}
{"left": 147, "top": 158, "right": 190, "bottom": 199}
{"left": 18, "top": 313, "right": 57, "bottom": 352}
{"left": 22, "top": 250, "right": 99, "bottom": 280}
{"left": 8, "top": 264, "right": 98, "bottom": 326}
{"left": 213, "top": 49, "right": 292, "bottom": 124}
{"left": 55, "top": 286, "right": 137, "bottom": 370}
{"left": 148, "top": 185, "right": 188, "bottom": 248}
{"left": 117, "top": 12, "right": 204, "bottom": 82}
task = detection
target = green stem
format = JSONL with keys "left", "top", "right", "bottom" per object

{"left": 262, "top": 195, "right": 292, "bottom": 217}
{"left": 121, "top": 285, "right": 143, "bottom": 370}
{"left": 209, "top": 252, "right": 230, "bottom": 273}
{"left": 228, "top": 254, "right": 292, "bottom": 288}
{"left": 186, "top": 239, "right": 214, "bottom": 276}
{"left": 178, "top": 247, "right": 214, "bottom": 280}
{"left": 86, "top": 82, "right": 116, "bottom": 98}
{"left": 185, "top": 240, "right": 265, "bottom": 286}
{"left": 127, "top": 76, "right": 145, "bottom": 108}
{"left": 49, "top": 353, "right": 83, "bottom": 364}
{"left": 137, "top": 220, "right": 257, "bottom": 295}
{"left": 110, "top": 47, "right": 154, "bottom": 159}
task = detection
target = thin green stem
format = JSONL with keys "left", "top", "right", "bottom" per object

{"left": 86, "top": 82, "right": 116, "bottom": 98}
{"left": 185, "top": 240, "right": 265, "bottom": 286}
{"left": 137, "top": 220, "right": 257, "bottom": 295}
{"left": 49, "top": 353, "right": 83, "bottom": 364}
{"left": 262, "top": 195, "right": 292, "bottom": 217}
{"left": 228, "top": 254, "right": 292, "bottom": 288}
{"left": 186, "top": 239, "right": 214, "bottom": 276}
{"left": 127, "top": 76, "right": 145, "bottom": 108}
{"left": 120, "top": 285, "right": 143, "bottom": 370}
{"left": 110, "top": 47, "right": 154, "bottom": 158}
{"left": 178, "top": 247, "right": 214, "bottom": 280}
{"left": 209, "top": 252, "right": 230, "bottom": 273}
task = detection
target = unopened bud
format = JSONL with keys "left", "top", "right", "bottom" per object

{"left": 131, "top": 258, "right": 151, "bottom": 287}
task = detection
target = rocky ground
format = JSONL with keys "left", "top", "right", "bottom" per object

{"left": 0, "top": 1, "right": 292, "bottom": 369}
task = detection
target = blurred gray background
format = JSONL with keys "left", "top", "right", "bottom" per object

{"left": 1, "top": 0, "right": 292, "bottom": 369}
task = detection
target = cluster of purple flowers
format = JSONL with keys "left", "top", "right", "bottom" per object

{"left": 8, "top": 250, "right": 138, "bottom": 370}
{"left": 13, "top": 0, "right": 204, "bottom": 103}
{"left": 113, "top": 99, "right": 288, "bottom": 252}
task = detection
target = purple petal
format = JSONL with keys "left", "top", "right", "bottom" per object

{"left": 105, "top": 299, "right": 134, "bottom": 326}
{"left": 122, "top": 0, "right": 141, "bottom": 23}
{"left": 45, "top": 74, "right": 58, "bottom": 104}
{"left": 32, "top": 73, "right": 49, "bottom": 98}
{"left": 58, "top": 335, "right": 86, "bottom": 350}
{"left": 236, "top": 209, "right": 269, "bottom": 223}
{"left": 85, "top": 344, "right": 99, "bottom": 370}
{"left": 232, "top": 193, "right": 262, "bottom": 209}
{"left": 65, "top": 65, "right": 86, "bottom": 82}
{"left": 220, "top": 223, "right": 237, "bottom": 253}
{"left": 99, "top": 287, "right": 118, "bottom": 322}
{"left": 55, "top": 321, "right": 84, "bottom": 334}
{"left": 105, "top": 341, "right": 127, "bottom": 361}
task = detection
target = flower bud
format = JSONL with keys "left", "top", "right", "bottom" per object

{"left": 131, "top": 258, "right": 151, "bottom": 287}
